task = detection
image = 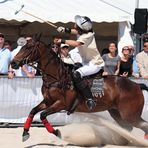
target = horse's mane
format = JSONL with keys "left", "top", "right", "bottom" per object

{"left": 38, "top": 41, "right": 73, "bottom": 85}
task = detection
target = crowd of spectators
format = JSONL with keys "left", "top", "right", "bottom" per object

{"left": 101, "top": 39, "right": 148, "bottom": 79}
{"left": 0, "top": 32, "right": 148, "bottom": 80}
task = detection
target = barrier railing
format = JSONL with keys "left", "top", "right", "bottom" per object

{"left": 0, "top": 76, "right": 147, "bottom": 125}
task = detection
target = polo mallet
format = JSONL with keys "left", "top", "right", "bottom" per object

{"left": 15, "top": 5, "right": 57, "bottom": 28}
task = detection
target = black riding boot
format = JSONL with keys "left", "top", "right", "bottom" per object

{"left": 72, "top": 71, "right": 96, "bottom": 110}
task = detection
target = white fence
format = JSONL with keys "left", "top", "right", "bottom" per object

{"left": 0, "top": 76, "right": 148, "bottom": 124}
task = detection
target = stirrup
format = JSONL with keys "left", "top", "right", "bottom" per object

{"left": 86, "top": 98, "right": 96, "bottom": 110}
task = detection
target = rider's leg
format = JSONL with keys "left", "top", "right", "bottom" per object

{"left": 77, "top": 62, "right": 104, "bottom": 77}
{"left": 73, "top": 63, "right": 104, "bottom": 110}
{"left": 72, "top": 71, "right": 96, "bottom": 110}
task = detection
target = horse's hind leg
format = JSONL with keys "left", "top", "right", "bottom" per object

{"left": 40, "top": 109, "right": 61, "bottom": 138}
{"left": 108, "top": 109, "right": 133, "bottom": 131}
{"left": 40, "top": 102, "right": 63, "bottom": 138}
{"left": 131, "top": 117, "right": 148, "bottom": 139}
{"left": 22, "top": 101, "right": 47, "bottom": 142}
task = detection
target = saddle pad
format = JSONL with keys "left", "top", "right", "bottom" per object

{"left": 90, "top": 78, "right": 104, "bottom": 97}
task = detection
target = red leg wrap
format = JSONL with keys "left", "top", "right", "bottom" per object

{"left": 42, "top": 119, "right": 54, "bottom": 133}
{"left": 24, "top": 114, "right": 34, "bottom": 130}
{"left": 144, "top": 134, "right": 148, "bottom": 139}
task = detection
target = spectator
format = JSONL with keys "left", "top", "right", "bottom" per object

{"left": 60, "top": 43, "right": 74, "bottom": 64}
{"left": 128, "top": 45, "right": 135, "bottom": 62}
{"left": 60, "top": 43, "right": 82, "bottom": 65}
{"left": 51, "top": 43, "right": 59, "bottom": 54}
{"left": 101, "top": 48, "right": 110, "bottom": 56}
{"left": 102, "top": 42, "right": 120, "bottom": 76}
{"left": 128, "top": 45, "right": 140, "bottom": 78}
{"left": 0, "top": 33, "right": 11, "bottom": 75}
{"left": 132, "top": 59, "right": 140, "bottom": 78}
{"left": 26, "top": 36, "right": 33, "bottom": 43}
{"left": 8, "top": 37, "right": 36, "bottom": 79}
{"left": 136, "top": 40, "right": 148, "bottom": 79}
{"left": 143, "top": 33, "right": 148, "bottom": 43}
{"left": 4, "top": 40, "right": 13, "bottom": 51}
{"left": 119, "top": 46, "right": 133, "bottom": 77}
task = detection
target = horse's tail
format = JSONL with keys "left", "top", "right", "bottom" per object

{"left": 139, "top": 83, "right": 148, "bottom": 91}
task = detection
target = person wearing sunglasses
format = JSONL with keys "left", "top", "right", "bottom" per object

{"left": 136, "top": 40, "right": 148, "bottom": 79}
{"left": 60, "top": 43, "right": 82, "bottom": 66}
{"left": 119, "top": 46, "right": 133, "bottom": 77}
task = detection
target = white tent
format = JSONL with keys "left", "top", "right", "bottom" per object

{"left": 0, "top": 0, "right": 147, "bottom": 53}
{"left": 0, "top": 0, "right": 147, "bottom": 23}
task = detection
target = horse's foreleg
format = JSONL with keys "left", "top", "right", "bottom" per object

{"left": 131, "top": 118, "right": 148, "bottom": 139}
{"left": 22, "top": 101, "right": 46, "bottom": 142}
{"left": 108, "top": 109, "right": 133, "bottom": 131}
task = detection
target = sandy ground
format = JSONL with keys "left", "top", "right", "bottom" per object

{"left": 0, "top": 113, "right": 148, "bottom": 148}
{"left": 0, "top": 126, "right": 147, "bottom": 148}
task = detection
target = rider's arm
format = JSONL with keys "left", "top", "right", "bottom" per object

{"left": 64, "top": 40, "right": 82, "bottom": 47}
{"left": 70, "top": 28, "right": 78, "bottom": 34}
{"left": 54, "top": 38, "right": 83, "bottom": 48}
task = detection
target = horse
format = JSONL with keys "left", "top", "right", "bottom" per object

{"left": 11, "top": 36, "right": 148, "bottom": 142}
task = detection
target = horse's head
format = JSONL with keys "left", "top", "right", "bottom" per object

{"left": 11, "top": 39, "right": 39, "bottom": 69}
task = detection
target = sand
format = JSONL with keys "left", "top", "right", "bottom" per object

{"left": 0, "top": 127, "right": 140, "bottom": 148}
{"left": 0, "top": 113, "right": 148, "bottom": 148}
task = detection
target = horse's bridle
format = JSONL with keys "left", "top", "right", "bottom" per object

{"left": 13, "top": 40, "right": 71, "bottom": 87}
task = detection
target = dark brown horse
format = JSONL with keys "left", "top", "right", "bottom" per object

{"left": 11, "top": 37, "right": 148, "bottom": 142}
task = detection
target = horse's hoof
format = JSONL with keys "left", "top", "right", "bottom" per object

{"left": 67, "top": 111, "right": 71, "bottom": 115}
{"left": 53, "top": 129, "right": 61, "bottom": 138}
{"left": 22, "top": 132, "right": 30, "bottom": 142}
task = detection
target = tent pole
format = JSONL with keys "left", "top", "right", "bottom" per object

{"left": 135, "top": 0, "right": 139, "bottom": 8}
{"left": 135, "top": 0, "right": 140, "bottom": 53}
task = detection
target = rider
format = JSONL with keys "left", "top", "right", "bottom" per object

{"left": 55, "top": 15, "right": 104, "bottom": 110}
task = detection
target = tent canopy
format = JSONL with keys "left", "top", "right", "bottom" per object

{"left": 0, "top": 0, "right": 147, "bottom": 53}
{"left": 0, "top": 0, "right": 147, "bottom": 24}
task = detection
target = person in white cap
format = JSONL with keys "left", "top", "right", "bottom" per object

{"left": 55, "top": 15, "right": 104, "bottom": 110}
{"left": 8, "top": 37, "right": 36, "bottom": 79}
{"left": 60, "top": 43, "right": 82, "bottom": 65}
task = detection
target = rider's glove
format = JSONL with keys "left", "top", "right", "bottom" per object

{"left": 57, "top": 27, "right": 71, "bottom": 33}
{"left": 73, "top": 62, "right": 83, "bottom": 70}
{"left": 57, "top": 26, "right": 65, "bottom": 33}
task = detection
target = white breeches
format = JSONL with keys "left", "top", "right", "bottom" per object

{"left": 76, "top": 62, "right": 104, "bottom": 77}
